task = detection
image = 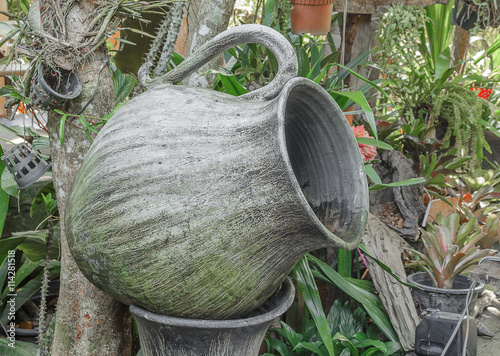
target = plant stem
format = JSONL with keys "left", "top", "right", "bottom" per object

{"left": 37, "top": 216, "right": 54, "bottom": 355}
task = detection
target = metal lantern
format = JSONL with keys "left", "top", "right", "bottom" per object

{"left": 1, "top": 143, "right": 51, "bottom": 190}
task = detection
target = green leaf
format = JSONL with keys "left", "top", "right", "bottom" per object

{"left": 78, "top": 116, "right": 99, "bottom": 134}
{"left": 126, "top": 28, "right": 156, "bottom": 39}
{"left": 293, "top": 257, "right": 335, "bottom": 356}
{"left": 298, "top": 47, "right": 310, "bottom": 78}
{"left": 332, "top": 332, "right": 359, "bottom": 356}
{"left": 332, "top": 90, "right": 378, "bottom": 141}
{"left": 0, "top": 261, "right": 7, "bottom": 294}
{"left": 308, "top": 254, "right": 400, "bottom": 343}
{"left": 1, "top": 168, "right": 18, "bottom": 197}
{"left": 369, "top": 178, "right": 426, "bottom": 191}
{"left": 112, "top": 65, "right": 137, "bottom": 104}
{"left": 0, "top": 28, "right": 20, "bottom": 49}
{"left": 356, "top": 138, "right": 393, "bottom": 150}
{"left": 426, "top": 191, "right": 453, "bottom": 206}
{"left": 58, "top": 115, "right": 66, "bottom": 146}
{"left": 294, "top": 341, "right": 324, "bottom": 355}
{"left": 280, "top": 321, "right": 303, "bottom": 348}
{"left": 0, "top": 260, "right": 42, "bottom": 301}
{"left": 336, "top": 64, "right": 393, "bottom": 107}
{"left": 384, "top": 341, "right": 402, "bottom": 355}
{"left": 30, "top": 181, "right": 56, "bottom": 217}
{"left": 0, "top": 146, "right": 9, "bottom": 235}
{"left": 364, "top": 164, "right": 382, "bottom": 184}
{"left": 0, "top": 339, "right": 38, "bottom": 356}
{"left": 19, "top": 0, "right": 29, "bottom": 14}
{"left": 262, "top": 0, "right": 276, "bottom": 27}
{"left": 31, "top": 136, "right": 50, "bottom": 152}
{"left": 338, "top": 249, "right": 352, "bottom": 278}
{"left": 218, "top": 74, "right": 249, "bottom": 96}
{"left": 0, "top": 237, "right": 25, "bottom": 271}
{"left": 434, "top": 48, "right": 451, "bottom": 82}
{"left": 353, "top": 338, "right": 386, "bottom": 351}
{"left": 11, "top": 228, "right": 60, "bottom": 261}
{"left": 0, "top": 123, "right": 25, "bottom": 138}
{"left": 358, "top": 244, "right": 420, "bottom": 289}
{"left": 310, "top": 42, "right": 321, "bottom": 79}
{"left": 336, "top": 52, "right": 370, "bottom": 83}
{"left": 268, "top": 338, "right": 293, "bottom": 356}
{"left": 1, "top": 272, "right": 41, "bottom": 325}
{"left": 27, "top": 0, "right": 43, "bottom": 34}
{"left": 0, "top": 261, "right": 59, "bottom": 325}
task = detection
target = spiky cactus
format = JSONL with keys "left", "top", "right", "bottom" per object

{"left": 139, "top": 1, "right": 184, "bottom": 83}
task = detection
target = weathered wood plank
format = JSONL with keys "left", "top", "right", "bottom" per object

{"left": 469, "top": 259, "right": 500, "bottom": 288}
{"left": 362, "top": 213, "right": 420, "bottom": 351}
{"left": 334, "top": 0, "right": 448, "bottom": 15}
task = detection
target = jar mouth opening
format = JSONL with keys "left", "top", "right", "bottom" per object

{"left": 277, "top": 77, "right": 368, "bottom": 250}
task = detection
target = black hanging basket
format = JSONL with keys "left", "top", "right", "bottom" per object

{"left": 30, "top": 64, "right": 82, "bottom": 110}
{"left": 454, "top": 0, "right": 500, "bottom": 30}
{"left": 1, "top": 143, "right": 51, "bottom": 190}
{"left": 454, "top": 4, "right": 480, "bottom": 31}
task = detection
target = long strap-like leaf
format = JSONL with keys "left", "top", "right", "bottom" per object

{"left": 292, "top": 257, "right": 335, "bottom": 356}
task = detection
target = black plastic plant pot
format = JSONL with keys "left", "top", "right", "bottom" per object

{"left": 454, "top": 5, "right": 481, "bottom": 31}
{"left": 130, "top": 278, "right": 295, "bottom": 356}
{"left": 415, "top": 309, "right": 477, "bottom": 356}
{"left": 30, "top": 64, "right": 82, "bottom": 110}
{"left": 408, "top": 272, "right": 484, "bottom": 316}
{"left": 1, "top": 143, "right": 51, "bottom": 190}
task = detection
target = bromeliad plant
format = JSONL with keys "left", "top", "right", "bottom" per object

{"left": 410, "top": 212, "right": 496, "bottom": 289}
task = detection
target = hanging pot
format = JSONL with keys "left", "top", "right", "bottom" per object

{"left": 29, "top": 64, "right": 82, "bottom": 110}
{"left": 65, "top": 24, "right": 368, "bottom": 320}
{"left": 290, "top": 0, "right": 335, "bottom": 36}
{"left": 407, "top": 272, "right": 484, "bottom": 316}
{"left": 130, "top": 278, "right": 295, "bottom": 356}
{"left": 1, "top": 143, "right": 51, "bottom": 190}
{"left": 454, "top": 4, "right": 481, "bottom": 31}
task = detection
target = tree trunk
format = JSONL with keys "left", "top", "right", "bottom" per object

{"left": 186, "top": 0, "right": 237, "bottom": 87}
{"left": 46, "top": 2, "right": 133, "bottom": 355}
{"left": 46, "top": 0, "right": 237, "bottom": 353}
{"left": 48, "top": 60, "right": 133, "bottom": 356}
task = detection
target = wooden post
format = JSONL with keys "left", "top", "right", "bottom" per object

{"left": 361, "top": 214, "right": 420, "bottom": 352}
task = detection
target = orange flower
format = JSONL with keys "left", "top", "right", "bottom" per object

{"left": 351, "top": 125, "right": 377, "bottom": 161}
{"left": 462, "top": 193, "right": 472, "bottom": 203}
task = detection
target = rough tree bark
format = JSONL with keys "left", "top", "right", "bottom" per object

{"left": 186, "top": 0, "right": 237, "bottom": 87}
{"left": 45, "top": 0, "right": 237, "bottom": 354}
{"left": 45, "top": 2, "right": 133, "bottom": 355}
{"left": 361, "top": 214, "right": 420, "bottom": 352}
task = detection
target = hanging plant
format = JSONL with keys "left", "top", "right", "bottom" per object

{"left": 455, "top": 0, "right": 500, "bottom": 31}
{"left": 29, "top": 64, "right": 82, "bottom": 110}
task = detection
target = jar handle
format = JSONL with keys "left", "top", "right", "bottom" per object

{"left": 147, "top": 24, "right": 298, "bottom": 101}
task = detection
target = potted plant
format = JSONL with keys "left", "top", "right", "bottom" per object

{"left": 290, "top": 0, "right": 335, "bottom": 35}
{"left": 407, "top": 212, "right": 497, "bottom": 315}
